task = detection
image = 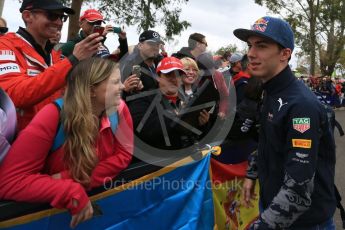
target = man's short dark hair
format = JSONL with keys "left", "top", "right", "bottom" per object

{"left": 188, "top": 33, "right": 205, "bottom": 49}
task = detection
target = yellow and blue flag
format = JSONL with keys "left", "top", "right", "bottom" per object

{"left": 0, "top": 154, "right": 214, "bottom": 230}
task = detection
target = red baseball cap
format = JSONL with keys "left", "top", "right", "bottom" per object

{"left": 80, "top": 9, "right": 104, "bottom": 23}
{"left": 157, "top": 57, "right": 187, "bottom": 75}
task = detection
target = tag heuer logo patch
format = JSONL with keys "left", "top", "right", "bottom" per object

{"left": 293, "top": 118, "right": 310, "bottom": 133}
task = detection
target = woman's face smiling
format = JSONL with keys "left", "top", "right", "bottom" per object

{"left": 182, "top": 65, "right": 198, "bottom": 86}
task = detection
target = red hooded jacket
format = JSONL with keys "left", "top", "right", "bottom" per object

{"left": 0, "top": 32, "right": 73, "bottom": 130}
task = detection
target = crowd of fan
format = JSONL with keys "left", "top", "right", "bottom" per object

{"left": 0, "top": 1, "right": 342, "bottom": 228}
{"left": 300, "top": 75, "right": 345, "bottom": 108}
{"left": 0, "top": 3, "right": 252, "bottom": 227}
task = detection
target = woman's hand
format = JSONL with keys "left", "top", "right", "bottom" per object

{"left": 51, "top": 173, "right": 61, "bottom": 179}
{"left": 70, "top": 200, "right": 93, "bottom": 228}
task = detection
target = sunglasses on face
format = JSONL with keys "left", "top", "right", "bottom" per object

{"left": 31, "top": 9, "right": 68, "bottom": 22}
{"left": 161, "top": 71, "right": 183, "bottom": 79}
{"left": 0, "top": 27, "right": 8, "bottom": 34}
{"left": 200, "top": 41, "right": 208, "bottom": 47}
{"left": 87, "top": 21, "right": 103, "bottom": 26}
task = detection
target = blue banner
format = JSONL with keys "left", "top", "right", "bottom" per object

{"left": 1, "top": 154, "right": 213, "bottom": 230}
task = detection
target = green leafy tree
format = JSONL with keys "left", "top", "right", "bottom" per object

{"left": 59, "top": 0, "right": 190, "bottom": 40}
{"left": 317, "top": 0, "right": 345, "bottom": 76}
{"left": 215, "top": 44, "right": 238, "bottom": 56}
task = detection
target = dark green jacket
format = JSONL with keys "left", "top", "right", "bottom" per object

{"left": 61, "top": 30, "right": 128, "bottom": 60}
{"left": 60, "top": 31, "right": 85, "bottom": 57}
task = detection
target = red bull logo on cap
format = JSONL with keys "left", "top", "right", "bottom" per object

{"left": 252, "top": 17, "right": 269, "bottom": 32}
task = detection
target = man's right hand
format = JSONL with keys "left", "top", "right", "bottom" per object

{"left": 242, "top": 178, "right": 256, "bottom": 208}
{"left": 72, "top": 33, "right": 103, "bottom": 61}
{"left": 123, "top": 74, "right": 141, "bottom": 93}
{"left": 118, "top": 30, "right": 127, "bottom": 40}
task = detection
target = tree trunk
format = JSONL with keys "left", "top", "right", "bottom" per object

{"left": 320, "top": 21, "right": 335, "bottom": 76}
{"left": 67, "top": 0, "right": 83, "bottom": 40}
{"left": 319, "top": 0, "right": 344, "bottom": 77}
{"left": 0, "top": 0, "right": 4, "bottom": 17}
{"left": 308, "top": 0, "right": 317, "bottom": 76}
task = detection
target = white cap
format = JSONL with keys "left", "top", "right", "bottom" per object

{"left": 228, "top": 53, "right": 243, "bottom": 63}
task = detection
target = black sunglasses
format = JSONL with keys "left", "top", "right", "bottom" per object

{"left": 0, "top": 27, "right": 8, "bottom": 34}
{"left": 31, "top": 9, "right": 68, "bottom": 22}
{"left": 87, "top": 21, "right": 103, "bottom": 26}
{"left": 199, "top": 41, "right": 208, "bottom": 47}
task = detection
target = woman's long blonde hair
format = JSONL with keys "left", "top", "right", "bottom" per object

{"left": 62, "top": 58, "right": 117, "bottom": 186}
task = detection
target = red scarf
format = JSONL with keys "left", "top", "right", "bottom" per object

{"left": 164, "top": 95, "right": 178, "bottom": 104}
{"left": 232, "top": 71, "right": 251, "bottom": 83}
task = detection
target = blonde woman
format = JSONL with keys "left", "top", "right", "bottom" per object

{"left": 180, "top": 57, "right": 199, "bottom": 99}
{"left": 0, "top": 58, "right": 133, "bottom": 228}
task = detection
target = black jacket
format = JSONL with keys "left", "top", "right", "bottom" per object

{"left": 128, "top": 91, "right": 207, "bottom": 151}
{"left": 171, "top": 47, "right": 195, "bottom": 60}
{"left": 120, "top": 47, "right": 162, "bottom": 100}
{"left": 61, "top": 30, "right": 128, "bottom": 59}
{"left": 226, "top": 75, "right": 262, "bottom": 142}
{"left": 254, "top": 66, "right": 336, "bottom": 229}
